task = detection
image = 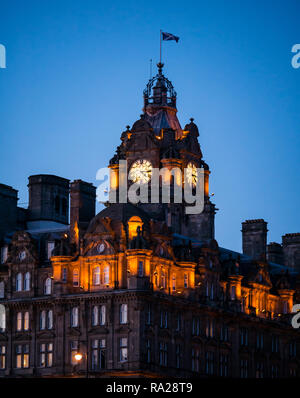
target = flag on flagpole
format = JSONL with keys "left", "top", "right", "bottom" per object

{"left": 162, "top": 32, "right": 179, "bottom": 43}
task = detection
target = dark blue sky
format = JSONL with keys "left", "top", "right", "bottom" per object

{"left": 0, "top": 0, "right": 299, "bottom": 251}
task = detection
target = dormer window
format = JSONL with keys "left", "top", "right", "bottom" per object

{"left": 93, "top": 267, "right": 100, "bottom": 285}
{"left": 24, "top": 272, "right": 31, "bottom": 291}
{"left": 16, "top": 273, "right": 23, "bottom": 292}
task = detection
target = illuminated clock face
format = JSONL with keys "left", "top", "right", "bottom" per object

{"left": 129, "top": 159, "right": 152, "bottom": 184}
{"left": 186, "top": 162, "right": 198, "bottom": 187}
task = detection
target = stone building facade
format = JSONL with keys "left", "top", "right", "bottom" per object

{"left": 0, "top": 64, "right": 300, "bottom": 378}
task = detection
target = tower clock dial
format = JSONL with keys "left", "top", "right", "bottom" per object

{"left": 186, "top": 162, "right": 198, "bottom": 187}
{"left": 129, "top": 159, "right": 152, "bottom": 184}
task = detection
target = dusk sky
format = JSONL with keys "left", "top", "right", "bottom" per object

{"left": 0, "top": 0, "right": 299, "bottom": 252}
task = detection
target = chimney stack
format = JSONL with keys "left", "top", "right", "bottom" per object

{"left": 282, "top": 233, "right": 300, "bottom": 271}
{"left": 70, "top": 180, "right": 96, "bottom": 245}
{"left": 242, "top": 219, "right": 268, "bottom": 260}
{"left": 267, "top": 242, "right": 283, "bottom": 265}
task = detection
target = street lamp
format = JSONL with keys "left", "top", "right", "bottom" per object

{"left": 74, "top": 353, "right": 83, "bottom": 362}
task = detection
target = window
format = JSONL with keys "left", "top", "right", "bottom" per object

{"left": 138, "top": 261, "right": 143, "bottom": 277}
{"left": 175, "top": 344, "right": 182, "bottom": 369}
{"left": 73, "top": 268, "right": 79, "bottom": 287}
{"left": 255, "top": 362, "right": 264, "bottom": 378}
{"left": 24, "top": 272, "right": 30, "bottom": 291}
{"left": 91, "top": 339, "right": 106, "bottom": 370}
{"left": 24, "top": 311, "right": 29, "bottom": 331}
{"left": 62, "top": 267, "right": 67, "bottom": 283}
{"left": 159, "top": 342, "right": 168, "bottom": 366}
{"left": 0, "top": 246, "right": 8, "bottom": 264}
{"left": 47, "top": 242, "right": 55, "bottom": 260}
{"left": 100, "top": 305, "right": 106, "bottom": 325}
{"left": 120, "top": 304, "right": 128, "bottom": 324}
{"left": 0, "top": 281, "right": 4, "bottom": 298}
{"left": 205, "top": 351, "right": 214, "bottom": 375}
{"left": 256, "top": 332, "right": 264, "bottom": 349}
{"left": 161, "top": 269, "right": 166, "bottom": 289}
{"left": 16, "top": 273, "right": 23, "bottom": 292}
{"left": 17, "top": 312, "right": 22, "bottom": 331}
{"left": 40, "top": 310, "right": 46, "bottom": 330}
{"left": 231, "top": 286, "right": 236, "bottom": 300}
{"left": 70, "top": 341, "right": 79, "bottom": 365}
{"left": 289, "top": 341, "right": 297, "bottom": 357}
{"left": 40, "top": 343, "right": 53, "bottom": 368}
{"left": 92, "top": 306, "right": 98, "bottom": 326}
{"left": 119, "top": 338, "right": 128, "bottom": 362}
{"left": 47, "top": 310, "right": 53, "bottom": 329}
{"left": 172, "top": 274, "right": 176, "bottom": 292}
{"left": 44, "top": 278, "right": 52, "bottom": 295}
{"left": 240, "top": 359, "right": 248, "bottom": 378}
{"left": 272, "top": 336, "right": 279, "bottom": 353}
{"left": 16, "top": 344, "right": 29, "bottom": 369}
{"left": 0, "top": 346, "right": 6, "bottom": 369}
{"left": 192, "top": 317, "right": 200, "bottom": 336}
{"left": 220, "top": 354, "right": 228, "bottom": 377}
{"left": 160, "top": 311, "right": 168, "bottom": 328}
{"left": 240, "top": 328, "right": 248, "bottom": 346}
{"left": 184, "top": 273, "right": 188, "bottom": 288}
{"left": 220, "top": 324, "right": 229, "bottom": 342}
{"left": 176, "top": 313, "right": 182, "bottom": 331}
{"left": 206, "top": 319, "right": 214, "bottom": 338}
{"left": 93, "top": 267, "right": 100, "bottom": 285}
{"left": 0, "top": 305, "right": 6, "bottom": 332}
{"left": 210, "top": 283, "right": 214, "bottom": 300}
{"left": 146, "top": 339, "right": 151, "bottom": 363}
{"left": 103, "top": 266, "right": 109, "bottom": 285}
{"left": 192, "top": 348, "right": 200, "bottom": 372}
{"left": 71, "top": 307, "right": 79, "bottom": 327}
{"left": 145, "top": 304, "right": 151, "bottom": 325}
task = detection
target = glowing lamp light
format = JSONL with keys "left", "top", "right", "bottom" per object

{"left": 74, "top": 353, "right": 83, "bottom": 362}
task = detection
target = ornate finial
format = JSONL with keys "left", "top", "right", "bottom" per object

{"left": 190, "top": 117, "right": 194, "bottom": 123}
{"left": 126, "top": 125, "right": 130, "bottom": 130}
{"left": 157, "top": 62, "right": 164, "bottom": 75}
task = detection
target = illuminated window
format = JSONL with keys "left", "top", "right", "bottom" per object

{"left": 205, "top": 319, "right": 214, "bottom": 338}
{"left": 0, "top": 346, "right": 6, "bottom": 369}
{"left": 161, "top": 269, "right": 166, "bottom": 289}
{"left": 70, "top": 341, "right": 79, "bottom": 365}
{"left": 73, "top": 268, "right": 79, "bottom": 287}
{"left": 24, "top": 312, "right": 29, "bottom": 331}
{"left": 103, "top": 266, "right": 109, "bottom": 285}
{"left": 16, "top": 312, "right": 22, "bottom": 331}
{"left": 24, "top": 272, "right": 31, "bottom": 291}
{"left": 40, "top": 343, "right": 53, "bottom": 368}
{"left": 91, "top": 339, "right": 106, "bottom": 370}
{"left": 184, "top": 273, "right": 188, "bottom": 288}
{"left": 119, "top": 337, "right": 128, "bottom": 362}
{"left": 16, "top": 273, "right": 22, "bottom": 292}
{"left": 120, "top": 304, "right": 128, "bottom": 324}
{"left": 44, "top": 278, "right": 52, "bottom": 295}
{"left": 71, "top": 307, "right": 79, "bottom": 327}
{"left": 16, "top": 344, "right": 29, "bottom": 369}
{"left": 93, "top": 266, "right": 100, "bottom": 285}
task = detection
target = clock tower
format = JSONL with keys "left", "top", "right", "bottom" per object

{"left": 109, "top": 63, "right": 216, "bottom": 240}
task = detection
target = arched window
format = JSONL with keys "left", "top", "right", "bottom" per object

{"left": 44, "top": 278, "right": 52, "bottom": 295}
{"left": 16, "top": 273, "right": 23, "bottom": 292}
{"left": 24, "top": 272, "right": 31, "bottom": 291}
{"left": 93, "top": 267, "right": 100, "bottom": 285}
{"left": 0, "top": 304, "right": 6, "bottom": 331}
{"left": 138, "top": 261, "right": 144, "bottom": 277}
{"left": 210, "top": 284, "right": 214, "bottom": 300}
{"left": 120, "top": 304, "right": 128, "bottom": 324}
{"left": 231, "top": 286, "right": 236, "bottom": 300}
{"left": 47, "top": 310, "right": 53, "bottom": 329}
{"left": 184, "top": 273, "right": 188, "bottom": 289}
{"left": 17, "top": 312, "right": 22, "bottom": 331}
{"left": 55, "top": 196, "right": 60, "bottom": 214}
{"left": 103, "top": 266, "right": 109, "bottom": 285}
{"left": 161, "top": 269, "right": 166, "bottom": 289}
{"left": 73, "top": 268, "right": 79, "bottom": 287}
{"left": 24, "top": 312, "right": 29, "bottom": 331}
{"left": 172, "top": 274, "right": 176, "bottom": 292}
{"left": 71, "top": 307, "right": 79, "bottom": 327}
{"left": 92, "top": 306, "right": 98, "bottom": 326}
{"left": 40, "top": 310, "right": 46, "bottom": 330}
{"left": 100, "top": 305, "right": 106, "bottom": 325}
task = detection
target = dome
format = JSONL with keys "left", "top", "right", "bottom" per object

{"left": 131, "top": 117, "right": 152, "bottom": 133}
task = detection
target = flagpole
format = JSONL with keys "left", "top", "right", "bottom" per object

{"left": 160, "top": 29, "right": 162, "bottom": 64}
